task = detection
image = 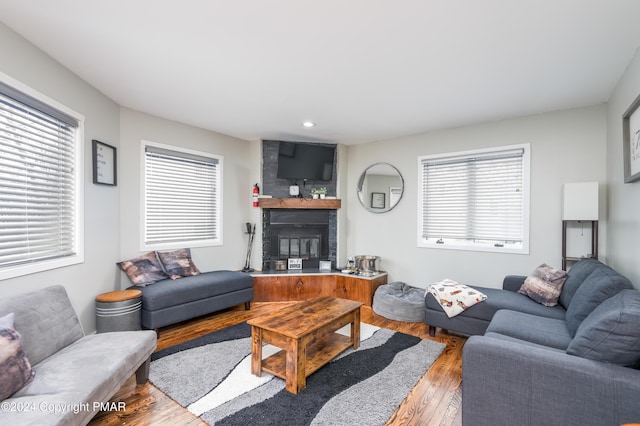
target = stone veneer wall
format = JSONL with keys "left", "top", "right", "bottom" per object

{"left": 261, "top": 140, "right": 338, "bottom": 271}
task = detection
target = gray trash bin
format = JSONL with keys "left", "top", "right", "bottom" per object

{"left": 95, "top": 289, "right": 142, "bottom": 333}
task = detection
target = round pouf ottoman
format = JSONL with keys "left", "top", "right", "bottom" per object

{"left": 373, "top": 282, "right": 426, "bottom": 322}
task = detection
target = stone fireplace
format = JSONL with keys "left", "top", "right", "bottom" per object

{"left": 261, "top": 140, "right": 339, "bottom": 271}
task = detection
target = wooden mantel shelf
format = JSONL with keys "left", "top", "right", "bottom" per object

{"left": 259, "top": 197, "right": 341, "bottom": 209}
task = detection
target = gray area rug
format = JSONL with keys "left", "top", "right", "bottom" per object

{"left": 150, "top": 322, "right": 445, "bottom": 425}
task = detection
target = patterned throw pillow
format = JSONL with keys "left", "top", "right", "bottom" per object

{"left": 0, "top": 313, "right": 35, "bottom": 401}
{"left": 156, "top": 248, "right": 201, "bottom": 279}
{"left": 117, "top": 251, "right": 169, "bottom": 286}
{"left": 518, "top": 263, "right": 567, "bottom": 307}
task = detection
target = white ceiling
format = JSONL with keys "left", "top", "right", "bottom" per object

{"left": 1, "top": 1, "right": 639, "bottom": 145}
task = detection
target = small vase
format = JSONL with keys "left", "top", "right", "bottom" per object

{"left": 312, "top": 194, "right": 319, "bottom": 199}
{"left": 320, "top": 194, "right": 326, "bottom": 199}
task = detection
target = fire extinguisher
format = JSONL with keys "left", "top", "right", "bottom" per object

{"left": 252, "top": 183, "right": 260, "bottom": 207}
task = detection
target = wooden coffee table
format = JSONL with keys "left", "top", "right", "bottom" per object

{"left": 248, "top": 296, "right": 362, "bottom": 394}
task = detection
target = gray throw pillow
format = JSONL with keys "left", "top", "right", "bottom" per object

{"left": 567, "top": 290, "right": 640, "bottom": 367}
{"left": 156, "top": 248, "right": 201, "bottom": 279}
{"left": 0, "top": 313, "right": 35, "bottom": 401}
{"left": 117, "top": 251, "right": 169, "bottom": 286}
{"left": 518, "top": 263, "right": 567, "bottom": 307}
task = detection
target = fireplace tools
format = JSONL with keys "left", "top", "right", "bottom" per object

{"left": 242, "top": 222, "right": 256, "bottom": 272}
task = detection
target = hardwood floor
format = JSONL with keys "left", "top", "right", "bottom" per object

{"left": 89, "top": 302, "right": 466, "bottom": 426}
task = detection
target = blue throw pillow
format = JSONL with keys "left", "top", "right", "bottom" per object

{"left": 564, "top": 267, "right": 633, "bottom": 336}
{"left": 567, "top": 290, "right": 640, "bottom": 367}
{"left": 558, "top": 258, "right": 603, "bottom": 309}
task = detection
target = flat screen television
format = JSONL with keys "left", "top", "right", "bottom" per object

{"left": 277, "top": 142, "right": 336, "bottom": 181}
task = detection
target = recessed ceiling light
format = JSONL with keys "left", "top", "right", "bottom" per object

{"left": 302, "top": 121, "right": 315, "bottom": 128}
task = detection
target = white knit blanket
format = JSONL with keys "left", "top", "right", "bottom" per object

{"left": 427, "top": 279, "right": 487, "bottom": 318}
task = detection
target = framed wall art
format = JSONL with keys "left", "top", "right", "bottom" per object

{"left": 92, "top": 140, "right": 117, "bottom": 186}
{"left": 623, "top": 93, "right": 640, "bottom": 183}
{"left": 371, "top": 192, "right": 385, "bottom": 209}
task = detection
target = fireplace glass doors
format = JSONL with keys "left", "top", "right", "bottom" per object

{"left": 264, "top": 209, "right": 330, "bottom": 270}
{"left": 279, "top": 235, "right": 320, "bottom": 259}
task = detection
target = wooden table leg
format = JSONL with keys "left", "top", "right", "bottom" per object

{"left": 251, "top": 326, "right": 263, "bottom": 376}
{"left": 351, "top": 309, "right": 361, "bottom": 350}
{"left": 285, "top": 337, "right": 306, "bottom": 394}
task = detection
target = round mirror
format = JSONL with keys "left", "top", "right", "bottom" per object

{"left": 357, "top": 163, "right": 404, "bottom": 213}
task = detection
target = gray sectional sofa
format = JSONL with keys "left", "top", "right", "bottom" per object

{"left": 132, "top": 270, "right": 254, "bottom": 329}
{"left": 425, "top": 259, "right": 640, "bottom": 425}
{"left": 0, "top": 285, "right": 157, "bottom": 426}
{"left": 424, "top": 258, "right": 630, "bottom": 336}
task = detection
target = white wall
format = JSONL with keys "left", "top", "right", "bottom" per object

{"left": 0, "top": 22, "right": 259, "bottom": 333}
{"left": 606, "top": 48, "right": 640, "bottom": 288}
{"left": 0, "top": 17, "right": 630, "bottom": 332}
{"left": 118, "top": 109, "right": 254, "bottom": 282}
{"left": 346, "top": 105, "right": 607, "bottom": 289}
{"left": 0, "top": 22, "right": 121, "bottom": 331}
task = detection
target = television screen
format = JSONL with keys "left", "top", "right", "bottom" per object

{"left": 277, "top": 142, "right": 336, "bottom": 181}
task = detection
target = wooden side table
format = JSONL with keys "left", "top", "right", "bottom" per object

{"left": 95, "top": 289, "right": 143, "bottom": 333}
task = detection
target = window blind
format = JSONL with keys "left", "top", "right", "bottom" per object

{"left": 0, "top": 90, "right": 78, "bottom": 269}
{"left": 144, "top": 145, "right": 220, "bottom": 246}
{"left": 421, "top": 148, "right": 524, "bottom": 247}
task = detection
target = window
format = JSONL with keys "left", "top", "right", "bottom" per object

{"left": 142, "top": 141, "right": 222, "bottom": 250}
{"left": 418, "top": 144, "right": 530, "bottom": 253}
{"left": 0, "top": 76, "right": 84, "bottom": 279}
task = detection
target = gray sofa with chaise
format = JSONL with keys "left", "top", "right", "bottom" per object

{"left": 424, "top": 258, "right": 625, "bottom": 336}
{"left": 425, "top": 259, "right": 640, "bottom": 425}
{"left": 132, "top": 270, "right": 254, "bottom": 329}
{"left": 0, "top": 285, "right": 156, "bottom": 426}
{"left": 118, "top": 250, "right": 254, "bottom": 330}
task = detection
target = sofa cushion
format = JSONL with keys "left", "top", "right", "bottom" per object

{"left": 0, "top": 313, "right": 35, "bottom": 400}
{"left": 11, "top": 330, "right": 156, "bottom": 425}
{"left": 567, "top": 290, "right": 640, "bottom": 367}
{"left": 564, "top": 266, "right": 633, "bottom": 336}
{"left": 518, "top": 264, "right": 567, "bottom": 307}
{"left": 156, "top": 248, "right": 201, "bottom": 279}
{"left": 483, "top": 331, "right": 567, "bottom": 354}
{"left": 0, "top": 286, "right": 84, "bottom": 366}
{"left": 486, "top": 310, "right": 573, "bottom": 350}
{"left": 137, "top": 270, "right": 253, "bottom": 311}
{"left": 425, "top": 286, "right": 566, "bottom": 323}
{"left": 118, "top": 251, "right": 169, "bottom": 286}
{"left": 558, "top": 258, "right": 604, "bottom": 309}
